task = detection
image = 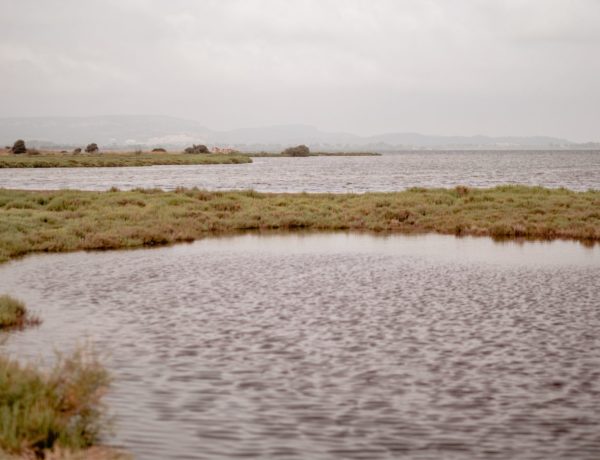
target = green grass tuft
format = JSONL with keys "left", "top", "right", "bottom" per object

{"left": 0, "top": 348, "right": 111, "bottom": 458}
{"left": 0, "top": 295, "right": 40, "bottom": 330}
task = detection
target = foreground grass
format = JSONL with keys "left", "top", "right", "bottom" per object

{"left": 0, "top": 153, "right": 252, "bottom": 168}
{"left": 0, "top": 186, "right": 598, "bottom": 263}
{"left": 0, "top": 347, "right": 116, "bottom": 459}
{"left": 0, "top": 295, "right": 39, "bottom": 330}
{"left": 0, "top": 297, "right": 122, "bottom": 458}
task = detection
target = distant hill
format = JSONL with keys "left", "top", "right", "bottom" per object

{"left": 0, "top": 115, "right": 580, "bottom": 151}
{"left": 0, "top": 115, "right": 215, "bottom": 148}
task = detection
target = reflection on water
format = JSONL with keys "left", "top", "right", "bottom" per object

{"left": 1, "top": 150, "right": 599, "bottom": 192}
{"left": 1, "top": 234, "right": 599, "bottom": 459}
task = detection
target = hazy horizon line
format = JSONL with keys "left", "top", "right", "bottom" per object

{"left": 1, "top": 114, "right": 595, "bottom": 143}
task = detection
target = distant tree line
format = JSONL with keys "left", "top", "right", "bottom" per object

{"left": 7, "top": 140, "right": 101, "bottom": 155}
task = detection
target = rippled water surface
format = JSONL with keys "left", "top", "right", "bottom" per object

{"left": 1, "top": 150, "right": 599, "bottom": 192}
{"left": 1, "top": 234, "right": 600, "bottom": 459}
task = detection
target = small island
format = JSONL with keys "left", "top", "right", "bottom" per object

{"left": 248, "top": 145, "right": 381, "bottom": 157}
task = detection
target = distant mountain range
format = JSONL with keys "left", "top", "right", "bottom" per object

{"left": 0, "top": 115, "right": 593, "bottom": 151}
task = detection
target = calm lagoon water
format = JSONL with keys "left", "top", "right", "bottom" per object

{"left": 1, "top": 150, "right": 599, "bottom": 192}
{"left": 1, "top": 233, "right": 599, "bottom": 459}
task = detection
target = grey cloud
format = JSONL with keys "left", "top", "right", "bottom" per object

{"left": 0, "top": 0, "right": 598, "bottom": 141}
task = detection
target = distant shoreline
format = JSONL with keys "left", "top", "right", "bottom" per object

{"left": 0, "top": 150, "right": 386, "bottom": 168}
{"left": 247, "top": 151, "right": 381, "bottom": 157}
{"left": 0, "top": 151, "right": 252, "bottom": 168}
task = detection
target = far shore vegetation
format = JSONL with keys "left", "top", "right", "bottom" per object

{"left": 0, "top": 148, "right": 380, "bottom": 168}
{"left": 0, "top": 150, "right": 252, "bottom": 168}
{"left": 0, "top": 185, "right": 598, "bottom": 264}
{"left": 248, "top": 151, "right": 381, "bottom": 157}
{"left": 251, "top": 144, "right": 380, "bottom": 157}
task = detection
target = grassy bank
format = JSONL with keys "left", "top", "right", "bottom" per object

{"left": 0, "top": 186, "right": 598, "bottom": 263}
{"left": 0, "top": 295, "right": 39, "bottom": 330}
{"left": 0, "top": 153, "right": 252, "bottom": 168}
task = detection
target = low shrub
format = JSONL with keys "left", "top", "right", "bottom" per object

{"left": 11, "top": 140, "right": 26, "bottom": 155}
{"left": 282, "top": 145, "right": 310, "bottom": 157}
{"left": 85, "top": 143, "right": 99, "bottom": 153}
{"left": 184, "top": 144, "right": 209, "bottom": 154}
{"left": 455, "top": 185, "right": 470, "bottom": 197}
{"left": 73, "top": 148, "right": 82, "bottom": 154}
{"left": 151, "top": 148, "right": 166, "bottom": 153}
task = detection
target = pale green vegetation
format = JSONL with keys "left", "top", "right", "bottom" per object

{"left": 0, "top": 295, "right": 39, "bottom": 330}
{"left": 0, "top": 344, "right": 118, "bottom": 459}
{"left": 0, "top": 152, "right": 252, "bottom": 168}
{"left": 0, "top": 186, "right": 598, "bottom": 264}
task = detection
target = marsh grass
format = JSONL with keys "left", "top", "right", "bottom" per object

{"left": 0, "top": 186, "right": 598, "bottom": 264}
{"left": 0, "top": 347, "right": 111, "bottom": 458}
{"left": 0, "top": 153, "right": 251, "bottom": 168}
{"left": 0, "top": 295, "right": 40, "bottom": 330}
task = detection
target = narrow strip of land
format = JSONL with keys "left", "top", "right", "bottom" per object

{"left": 247, "top": 152, "right": 381, "bottom": 157}
{"left": 1, "top": 186, "right": 598, "bottom": 263}
{"left": 0, "top": 153, "right": 252, "bottom": 168}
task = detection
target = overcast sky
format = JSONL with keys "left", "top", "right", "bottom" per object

{"left": 1, "top": 0, "right": 599, "bottom": 141}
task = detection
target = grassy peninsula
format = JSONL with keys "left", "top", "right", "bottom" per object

{"left": 0, "top": 185, "right": 598, "bottom": 264}
{"left": 0, "top": 152, "right": 252, "bottom": 168}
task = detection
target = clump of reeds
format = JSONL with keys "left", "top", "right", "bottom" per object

{"left": 0, "top": 295, "right": 40, "bottom": 330}
{"left": 0, "top": 347, "right": 112, "bottom": 458}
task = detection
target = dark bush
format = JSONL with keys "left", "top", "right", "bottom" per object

{"left": 282, "top": 145, "right": 310, "bottom": 157}
{"left": 73, "top": 148, "right": 82, "bottom": 154}
{"left": 85, "top": 143, "right": 99, "bottom": 153}
{"left": 455, "top": 185, "right": 470, "bottom": 197}
{"left": 184, "top": 144, "right": 209, "bottom": 154}
{"left": 152, "top": 148, "right": 166, "bottom": 152}
{"left": 11, "top": 139, "right": 27, "bottom": 154}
